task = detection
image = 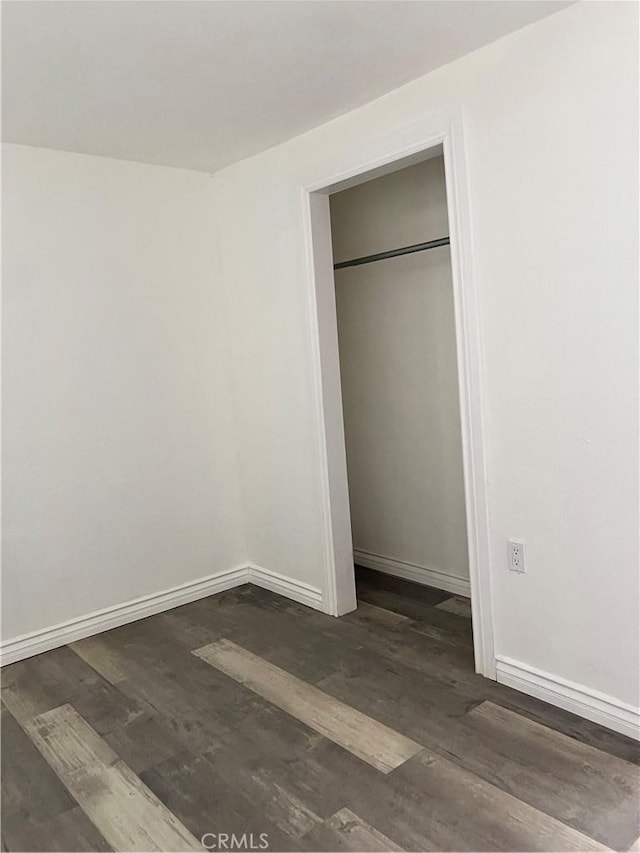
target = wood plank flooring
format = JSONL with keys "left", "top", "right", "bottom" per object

{"left": 2, "top": 566, "right": 639, "bottom": 852}
{"left": 193, "top": 639, "right": 423, "bottom": 773}
{"left": 17, "top": 704, "right": 201, "bottom": 852}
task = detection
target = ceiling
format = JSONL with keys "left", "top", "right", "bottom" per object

{"left": 2, "top": 1, "right": 573, "bottom": 174}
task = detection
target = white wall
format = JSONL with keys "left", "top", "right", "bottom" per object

{"left": 213, "top": 2, "right": 639, "bottom": 710}
{"left": 2, "top": 144, "right": 245, "bottom": 641}
{"left": 331, "top": 158, "right": 469, "bottom": 586}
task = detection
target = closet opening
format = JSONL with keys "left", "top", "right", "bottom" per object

{"left": 327, "top": 147, "right": 474, "bottom": 650}
{"left": 302, "top": 122, "right": 494, "bottom": 678}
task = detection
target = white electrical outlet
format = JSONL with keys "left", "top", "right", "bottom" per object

{"left": 508, "top": 539, "right": 526, "bottom": 573}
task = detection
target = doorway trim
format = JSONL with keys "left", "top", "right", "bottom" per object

{"left": 299, "top": 109, "right": 496, "bottom": 679}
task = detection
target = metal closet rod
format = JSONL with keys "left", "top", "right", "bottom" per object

{"left": 333, "top": 236, "right": 450, "bottom": 270}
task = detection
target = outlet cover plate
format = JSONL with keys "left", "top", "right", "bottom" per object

{"left": 509, "top": 539, "right": 526, "bottom": 573}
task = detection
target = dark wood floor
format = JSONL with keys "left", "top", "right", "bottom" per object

{"left": 2, "top": 567, "right": 639, "bottom": 852}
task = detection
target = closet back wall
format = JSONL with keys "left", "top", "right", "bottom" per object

{"left": 331, "top": 158, "right": 469, "bottom": 592}
{"left": 2, "top": 144, "right": 245, "bottom": 644}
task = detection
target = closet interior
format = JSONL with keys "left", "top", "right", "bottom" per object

{"left": 329, "top": 151, "right": 472, "bottom": 618}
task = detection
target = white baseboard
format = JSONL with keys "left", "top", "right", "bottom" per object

{"left": 1, "top": 563, "right": 327, "bottom": 666}
{"left": 0, "top": 564, "right": 251, "bottom": 666}
{"left": 247, "top": 563, "right": 324, "bottom": 611}
{"left": 354, "top": 549, "right": 471, "bottom": 598}
{"left": 496, "top": 655, "right": 640, "bottom": 741}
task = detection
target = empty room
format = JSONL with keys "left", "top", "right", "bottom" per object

{"left": 1, "top": 2, "right": 639, "bottom": 852}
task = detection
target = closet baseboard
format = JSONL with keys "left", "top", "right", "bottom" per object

{"left": 0, "top": 564, "right": 251, "bottom": 666}
{"left": 353, "top": 549, "right": 471, "bottom": 597}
